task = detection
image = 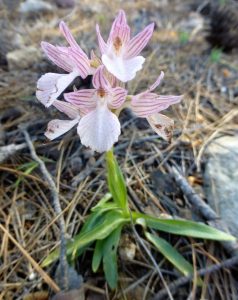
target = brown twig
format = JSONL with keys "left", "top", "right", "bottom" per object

{"left": 168, "top": 165, "right": 238, "bottom": 257}
{"left": 151, "top": 255, "right": 238, "bottom": 300}
{"left": 22, "top": 128, "right": 69, "bottom": 290}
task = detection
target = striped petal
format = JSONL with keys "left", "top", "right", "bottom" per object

{"left": 36, "top": 71, "right": 79, "bottom": 107}
{"left": 96, "top": 24, "right": 108, "bottom": 55}
{"left": 149, "top": 71, "right": 164, "bottom": 91}
{"left": 125, "top": 23, "right": 154, "bottom": 59}
{"left": 64, "top": 89, "right": 96, "bottom": 114}
{"left": 41, "top": 42, "right": 73, "bottom": 72}
{"left": 77, "top": 103, "right": 120, "bottom": 152}
{"left": 69, "top": 48, "right": 91, "bottom": 79}
{"left": 108, "top": 10, "right": 130, "bottom": 45}
{"left": 131, "top": 93, "right": 182, "bottom": 118}
{"left": 108, "top": 87, "right": 127, "bottom": 109}
{"left": 59, "top": 21, "right": 81, "bottom": 50}
{"left": 102, "top": 54, "right": 144, "bottom": 82}
{"left": 53, "top": 100, "right": 80, "bottom": 119}
{"left": 92, "top": 66, "right": 109, "bottom": 90}
{"left": 147, "top": 113, "right": 174, "bottom": 142}
{"left": 45, "top": 118, "right": 79, "bottom": 140}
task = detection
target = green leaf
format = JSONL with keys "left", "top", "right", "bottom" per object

{"left": 42, "top": 210, "right": 105, "bottom": 267}
{"left": 103, "top": 226, "right": 122, "bottom": 289}
{"left": 42, "top": 211, "right": 128, "bottom": 267}
{"left": 69, "top": 211, "right": 126, "bottom": 259}
{"left": 91, "top": 193, "right": 112, "bottom": 211}
{"left": 133, "top": 213, "right": 236, "bottom": 241}
{"left": 145, "top": 232, "right": 194, "bottom": 276}
{"left": 92, "top": 239, "right": 104, "bottom": 272}
{"left": 92, "top": 203, "right": 120, "bottom": 214}
{"left": 106, "top": 150, "right": 128, "bottom": 213}
{"left": 15, "top": 161, "right": 39, "bottom": 187}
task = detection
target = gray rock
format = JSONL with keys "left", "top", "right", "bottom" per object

{"left": 7, "top": 46, "right": 42, "bottom": 70}
{"left": 204, "top": 135, "right": 238, "bottom": 237}
{"left": 54, "top": 0, "right": 75, "bottom": 8}
{"left": 19, "top": 0, "right": 53, "bottom": 15}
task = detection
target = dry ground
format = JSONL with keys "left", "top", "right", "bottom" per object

{"left": 1, "top": 0, "right": 238, "bottom": 299}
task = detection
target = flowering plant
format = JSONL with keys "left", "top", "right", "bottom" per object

{"left": 38, "top": 10, "right": 235, "bottom": 290}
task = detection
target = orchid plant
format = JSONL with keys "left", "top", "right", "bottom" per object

{"left": 37, "top": 10, "right": 235, "bottom": 290}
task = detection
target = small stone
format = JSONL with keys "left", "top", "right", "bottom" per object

{"left": 70, "top": 157, "right": 83, "bottom": 173}
{"left": 119, "top": 234, "right": 136, "bottom": 261}
{"left": 7, "top": 46, "right": 42, "bottom": 70}
{"left": 203, "top": 135, "right": 238, "bottom": 237}
{"left": 54, "top": 0, "right": 75, "bottom": 8}
{"left": 19, "top": 0, "right": 53, "bottom": 15}
{"left": 51, "top": 289, "right": 84, "bottom": 300}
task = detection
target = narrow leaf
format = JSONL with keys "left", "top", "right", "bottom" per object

{"left": 42, "top": 211, "right": 128, "bottom": 267}
{"left": 103, "top": 226, "right": 122, "bottom": 289}
{"left": 92, "top": 239, "right": 104, "bottom": 272}
{"left": 91, "top": 193, "right": 112, "bottom": 211}
{"left": 134, "top": 213, "right": 235, "bottom": 241}
{"left": 145, "top": 232, "right": 194, "bottom": 276}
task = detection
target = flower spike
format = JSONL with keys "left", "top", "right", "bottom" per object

{"left": 36, "top": 11, "right": 182, "bottom": 151}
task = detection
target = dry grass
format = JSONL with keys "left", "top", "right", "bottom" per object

{"left": 0, "top": 0, "right": 238, "bottom": 299}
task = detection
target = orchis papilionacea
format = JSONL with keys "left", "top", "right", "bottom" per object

{"left": 36, "top": 10, "right": 182, "bottom": 152}
{"left": 38, "top": 11, "right": 236, "bottom": 291}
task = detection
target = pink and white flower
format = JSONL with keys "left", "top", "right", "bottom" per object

{"left": 130, "top": 71, "right": 182, "bottom": 141}
{"left": 44, "top": 100, "right": 81, "bottom": 140}
{"left": 65, "top": 66, "right": 127, "bottom": 152}
{"left": 96, "top": 10, "right": 154, "bottom": 82}
{"left": 36, "top": 21, "right": 91, "bottom": 107}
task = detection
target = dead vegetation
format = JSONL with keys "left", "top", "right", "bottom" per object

{"left": 1, "top": 0, "right": 238, "bottom": 299}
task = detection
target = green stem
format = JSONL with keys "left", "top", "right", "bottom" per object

{"left": 105, "top": 148, "right": 129, "bottom": 214}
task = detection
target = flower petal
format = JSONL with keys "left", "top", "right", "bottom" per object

{"left": 96, "top": 24, "right": 108, "bottom": 55}
{"left": 68, "top": 48, "right": 91, "bottom": 79}
{"left": 45, "top": 118, "right": 79, "bottom": 140}
{"left": 148, "top": 71, "right": 164, "bottom": 91}
{"left": 41, "top": 42, "right": 73, "bottom": 72}
{"left": 102, "top": 54, "right": 144, "bottom": 82}
{"left": 108, "top": 87, "right": 127, "bottom": 109}
{"left": 59, "top": 21, "right": 81, "bottom": 49}
{"left": 64, "top": 89, "right": 96, "bottom": 114}
{"left": 131, "top": 93, "right": 182, "bottom": 117}
{"left": 92, "top": 66, "right": 110, "bottom": 90}
{"left": 108, "top": 10, "right": 130, "bottom": 45}
{"left": 36, "top": 71, "right": 79, "bottom": 107}
{"left": 53, "top": 100, "right": 80, "bottom": 119}
{"left": 77, "top": 104, "right": 121, "bottom": 152}
{"left": 125, "top": 23, "right": 154, "bottom": 59}
{"left": 147, "top": 113, "right": 174, "bottom": 142}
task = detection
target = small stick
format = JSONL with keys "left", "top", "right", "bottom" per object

{"left": 169, "top": 165, "right": 238, "bottom": 257}
{"left": 22, "top": 129, "right": 68, "bottom": 290}
{"left": 152, "top": 255, "right": 238, "bottom": 300}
